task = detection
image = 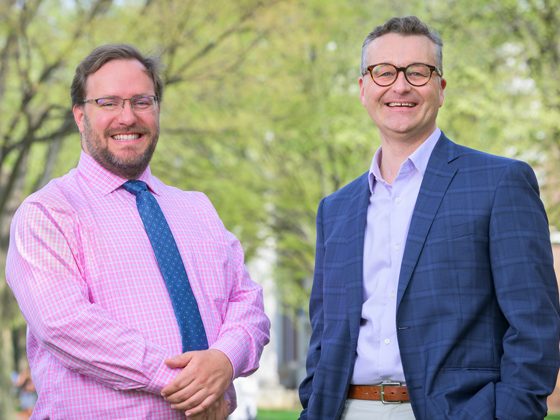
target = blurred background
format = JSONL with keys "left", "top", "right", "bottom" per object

{"left": 0, "top": 0, "right": 559, "bottom": 418}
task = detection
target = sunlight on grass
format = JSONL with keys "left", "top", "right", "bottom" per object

{"left": 257, "top": 409, "right": 300, "bottom": 419}
{"left": 255, "top": 411, "right": 560, "bottom": 420}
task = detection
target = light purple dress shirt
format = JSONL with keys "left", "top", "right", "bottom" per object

{"left": 351, "top": 128, "right": 441, "bottom": 385}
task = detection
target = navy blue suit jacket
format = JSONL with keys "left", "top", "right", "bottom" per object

{"left": 299, "top": 134, "right": 560, "bottom": 419}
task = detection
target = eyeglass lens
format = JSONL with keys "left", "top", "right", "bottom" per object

{"left": 371, "top": 64, "right": 434, "bottom": 86}
{"left": 95, "top": 96, "right": 157, "bottom": 112}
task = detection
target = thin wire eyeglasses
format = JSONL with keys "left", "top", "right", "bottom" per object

{"left": 363, "top": 63, "right": 442, "bottom": 87}
{"left": 82, "top": 95, "right": 159, "bottom": 113}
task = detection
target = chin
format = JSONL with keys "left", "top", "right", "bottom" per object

{"left": 111, "top": 162, "right": 149, "bottom": 179}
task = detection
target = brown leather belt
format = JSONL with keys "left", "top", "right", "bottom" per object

{"left": 348, "top": 383, "right": 409, "bottom": 403}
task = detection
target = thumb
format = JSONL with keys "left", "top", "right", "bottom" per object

{"left": 165, "top": 352, "right": 193, "bottom": 368}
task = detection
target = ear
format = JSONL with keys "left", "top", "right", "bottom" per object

{"left": 72, "top": 104, "right": 85, "bottom": 133}
{"left": 439, "top": 77, "right": 447, "bottom": 107}
{"left": 359, "top": 77, "right": 366, "bottom": 106}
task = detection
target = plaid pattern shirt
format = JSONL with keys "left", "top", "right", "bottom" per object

{"left": 6, "top": 152, "right": 270, "bottom": 419}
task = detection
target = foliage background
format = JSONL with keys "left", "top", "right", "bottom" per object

{"left": 0, "top": 0, "right": 558, "bottom": 416}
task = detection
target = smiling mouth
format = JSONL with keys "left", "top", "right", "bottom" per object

{"left": 386, "top": 102, "right": 416, "bottom": 108}
{"left": 112, "top": 133, "right": 142, "bottom": 141}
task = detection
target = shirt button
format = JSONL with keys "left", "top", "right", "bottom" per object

{"left": 395, "top": 196, "right": 402, "bottom": 205}
{"left": 384, "top": 338, "right": 391, "bottom": 345}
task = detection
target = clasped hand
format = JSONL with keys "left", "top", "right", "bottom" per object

{"left": 161, "top": 349, "right": 233, "bottom": 418}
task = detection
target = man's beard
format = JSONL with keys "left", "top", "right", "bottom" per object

{"left": 82, "top": 115, "right": 159, "bottom": 179}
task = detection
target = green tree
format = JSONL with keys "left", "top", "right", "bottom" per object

{"left": 261, "top": 0, "right": 560, "bottom": 311}
{"left": 1, "top": 1, "right": 558, "bottom": 413}
{"left": 259, "top": 0, "right": 430, "bottom": 310}
{"left": 428, "top": 0, "right": 559, "bottom": 223}
{"left": 0, "top": 0, "right": 289, "bottom": 414}
{"left": 0, "top": 1, "right": 116, "bottom": 414}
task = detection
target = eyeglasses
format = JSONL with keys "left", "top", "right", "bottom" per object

{"left": 363, "top": 63, "right": 442, "bottom": 87}
{"left": 82, "top": 95, "right": 159, "bottom": 112}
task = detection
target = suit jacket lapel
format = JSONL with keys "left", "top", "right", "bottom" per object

{"left": 397, "top": 135, "right": 458, "bottom": 308}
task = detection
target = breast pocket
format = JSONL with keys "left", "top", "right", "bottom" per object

{"left": 421, "top": 217, "right": 490, "bottom": 270}
{"left": 449, "top": 221, "right": 476, "bottom": 239}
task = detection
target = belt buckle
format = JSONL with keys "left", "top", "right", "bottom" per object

{"left": 380, "top": 380, "right": 403, "bottom": 404}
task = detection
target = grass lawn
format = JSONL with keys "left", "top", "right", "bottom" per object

{"left": 256, "top": 410, "right": 560, "bottom": 420}
{"left": 256, "top": 409, "right": 300, "bottom": 419}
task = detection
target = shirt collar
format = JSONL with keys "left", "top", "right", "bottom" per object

{"left": 368, "top": 127, "right": 441, "bottom": 192}
{"left": 76, "top": 151, "right": 161, "bottom": 196}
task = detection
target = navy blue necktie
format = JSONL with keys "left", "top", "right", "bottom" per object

{"left": 123, "top": 180, "right": 208, "bottom": 351}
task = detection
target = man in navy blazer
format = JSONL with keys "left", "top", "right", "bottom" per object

{"left": 299, "top": 16, "right": 560, "bottom": 420}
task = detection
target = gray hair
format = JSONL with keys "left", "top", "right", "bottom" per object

{"left": 71, "top": 44, "right": 163, "bottom": 106}
{"left": 361, "top": 16, "right": 443, "bottom": 75}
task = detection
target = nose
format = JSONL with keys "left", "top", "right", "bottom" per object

{"left": 391, "top": 70, "right": 411, "bottom": 93}
{"left": 116, "top": 99, "right": 137, "bottom": 125}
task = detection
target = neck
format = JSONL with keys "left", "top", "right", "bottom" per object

{"left": 378, "top": 135, "right": 426, "bottom": 184}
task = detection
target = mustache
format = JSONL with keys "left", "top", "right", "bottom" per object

{"left": 105, "top": 126, "right": 151, "bottom": 136}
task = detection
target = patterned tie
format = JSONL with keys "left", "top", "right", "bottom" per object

{"left": 123, "top": 180, "right": 208, "bottom": 351}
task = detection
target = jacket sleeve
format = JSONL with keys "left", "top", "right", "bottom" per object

{"left": 490, "top": 161, "right": 560, "bottom": 419}
{"left": 299, "top": 199, "right": 326, "bottom": 419}
{"left": 6, "top": 201, "right": 178, "bottom": 394}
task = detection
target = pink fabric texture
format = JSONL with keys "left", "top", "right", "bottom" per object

{"left": 6, "top": 152, "right": 270, "bottom": 419}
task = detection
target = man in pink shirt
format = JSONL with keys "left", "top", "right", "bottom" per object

{"left": 6, "top": 44, "right": 270, "bottom": 419}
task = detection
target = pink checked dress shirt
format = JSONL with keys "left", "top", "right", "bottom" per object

{"left": 6, "top": 152, "right": 270, "bottom": 419}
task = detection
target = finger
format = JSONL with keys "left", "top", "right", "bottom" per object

{"left": 213, "top": 398, "right": 228, "bottom": 420}
{"left": 164, "top": 373, "right": 200, "bottom": 403}
{"left": 170, "top": 387, "right": 208, "bottom": 412}
{"left": 165, "top": 352, "right": 194, "bottom": 368}
{"left": 184, "top": 398, "right": 224, "bottom": 420}
{"left": 165, "top": 386, "right": 197, "bottom": 405}
{"left": 188, "top": 402, "right": 221, "bottom": 420}
{"left": 189, "top": 402, "right": 218, "bottom": 420}
{"left": 219, "top": 399, "right": 229, "bottom": 420}
{"left": 185, "top": 394, "right": 218, "bottom": 417}
{"left": 161, "top": 371, "right": 195, "bottom": 397}
{"left": 187, "top": 411, "right": 210, "bottom": 420}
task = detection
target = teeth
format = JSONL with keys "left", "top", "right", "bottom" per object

{"left": 388, "top": 102, "right": 415, "bottom": 107}
{"left": 113, "top": 134, "right": 141, "bottom": 141}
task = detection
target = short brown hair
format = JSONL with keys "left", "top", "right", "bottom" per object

{"left": 361, "top": 16, "right": 443, "bottom": 75}
{"left": 70, "top": 44, "right": 163, "bottom": 106}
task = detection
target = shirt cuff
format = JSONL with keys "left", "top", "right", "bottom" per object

{"left": 210, "top": 334, "right": 254, "bottom": 379}
{"left": 143, "top": 347, "right": 181, "bottom": 394}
